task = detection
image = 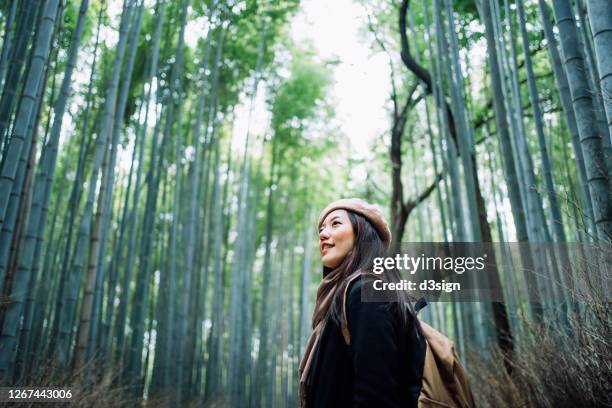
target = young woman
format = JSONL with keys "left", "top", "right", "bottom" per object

{"left": 299, "top": 198, "right": 426, "bottom": 408}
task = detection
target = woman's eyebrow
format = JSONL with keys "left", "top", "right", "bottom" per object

{"left": 319, "top": 215, "right": 342, "bottom": 230}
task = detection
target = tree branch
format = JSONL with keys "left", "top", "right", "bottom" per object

{"left": 399, "top": 0, "right": 432, "bottom": 94}
{"left": 399, "top": 0, "right": 458, "bottom": 146}
{"left": 398, "top": 82, "right": 419, "bottom": 124}
{"left": 404, "top": 171, "right": 443, "bottom": 214}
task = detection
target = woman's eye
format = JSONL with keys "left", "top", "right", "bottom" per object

{"left": 332, "top": 221, "right": 340, "bottom": 226}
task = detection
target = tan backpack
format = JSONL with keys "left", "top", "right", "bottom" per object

{"left": 340, "top": 274, "right": 476, "bottom": 408}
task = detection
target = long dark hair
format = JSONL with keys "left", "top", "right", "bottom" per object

{"left": 326, "top": 211, "right": 415, "bottom": 331}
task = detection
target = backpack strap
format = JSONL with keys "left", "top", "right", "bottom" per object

{"left": 414, "top": 297, "right": 428, "bottom": 314}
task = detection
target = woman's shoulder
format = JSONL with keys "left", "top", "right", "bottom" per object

{"left": 345, "top": 272, "right": 416, "bottom": 330}
{"left": 345, "top": 272, "right": 397, "bottom": 313}
{"left": 345, "top": 273, "right": 371, "bottom": 304}
{"left": 345, "top": 272, "right": 382, "bottom": 301}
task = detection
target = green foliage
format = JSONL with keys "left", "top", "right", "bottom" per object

{"left": 269, "top": 46, "right": 332, "bottom": 146}
{"left": 217, "top": 0, "right": 300, "bottom": 112}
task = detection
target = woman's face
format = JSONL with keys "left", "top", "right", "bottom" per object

{"left": 319, "top": 209, "right": 355, "bottom": 268}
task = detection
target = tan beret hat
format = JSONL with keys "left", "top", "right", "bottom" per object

{"left": 318, "top": 198, "right": 392, "bottom": 244}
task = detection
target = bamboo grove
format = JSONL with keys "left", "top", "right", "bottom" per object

{"left": 0, "top": 0, "right": 610, "bottom": 406}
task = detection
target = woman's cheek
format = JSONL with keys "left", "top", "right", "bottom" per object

{"left": 338, "top": 243, "right": 349, "bottom": 259}
{"left": 328, "top": 248, "right": 338, "bottom": 262}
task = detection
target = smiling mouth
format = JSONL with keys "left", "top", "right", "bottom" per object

{"left": 321, "top": 243, "right": 334, "bottom": 253}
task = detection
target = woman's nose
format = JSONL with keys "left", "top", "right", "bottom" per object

{"left": 319, "top": 227, "right": 329, "bottom": 240}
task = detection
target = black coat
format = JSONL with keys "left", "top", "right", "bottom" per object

{"left": 306, "top": 272, "right": 427, "bottom": 408}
